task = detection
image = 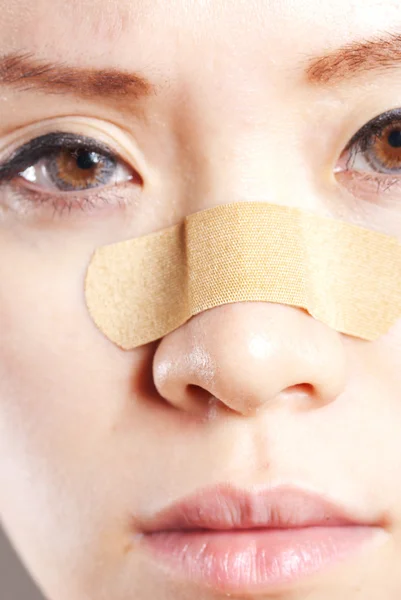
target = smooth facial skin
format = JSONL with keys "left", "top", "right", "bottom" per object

{"left": 2, "top": 0, "right": 401, "bottom": 598}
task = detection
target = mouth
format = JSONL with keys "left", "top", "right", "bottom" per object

{"left": 137, "top": 483, "right": 387, "bottom": 594}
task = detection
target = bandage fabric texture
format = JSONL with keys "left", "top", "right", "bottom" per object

{"left": 85, "top": 202, "right": 401, "bottom": 350}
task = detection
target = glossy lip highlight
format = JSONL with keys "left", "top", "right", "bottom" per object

{"left": 138, "top": 484, "right": 386, "bottom": 594}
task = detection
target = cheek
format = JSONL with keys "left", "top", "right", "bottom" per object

{"left": 0, "top": 231, "right": 142, "bottom": 594}
{"left": 347, "top": 320, "right": 401, "bottom": 500}
{"left": 0, "top": 233, "right": 90, "bottom": 502}
{"left": 374, "top": 319, "right": 401, "bottom": 377}
{"left": 0, "top": 229, "right": 132, "bottom": 507}
{"left": 0, "top": 231, "right": 91, "bottom": 435}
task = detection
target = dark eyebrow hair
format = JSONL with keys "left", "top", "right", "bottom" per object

{"left": 0, "top": 51, "right": 156, "bottom": 100}
{"left": 306, "top": 31, "right": 401, "bottom": 85}
{"left": 3, "top": 35, "right": 401, "bottom": 99}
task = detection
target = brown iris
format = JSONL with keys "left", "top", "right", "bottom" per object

{"left": 50, "top": 148, "right": 110, "bottom": 191}
{"left": 368, "top": 124, "right": 401, "bottom": 171}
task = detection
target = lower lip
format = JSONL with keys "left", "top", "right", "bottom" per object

{"left": 141, "top": 526, "right": 379, "bottom": 593}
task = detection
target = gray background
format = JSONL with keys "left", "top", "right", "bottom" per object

{"left": 0, "top": 527, "right": 45, "bottom": 600}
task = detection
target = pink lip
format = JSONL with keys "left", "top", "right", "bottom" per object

{"left": 138, "top": 484, "right": 385, "bottom": 594}
{"left": 141, "top": 484, "right": 366, "bottom": 532}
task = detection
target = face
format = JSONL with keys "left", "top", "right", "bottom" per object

{"left": 1, "top": 0, "right": 401, "bottom": 599}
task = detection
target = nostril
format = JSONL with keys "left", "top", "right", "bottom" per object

{"left": 187, "top": 383, "right": 318, "bottom": 414}
{"left": 186, "top": 384, "right": 215, "bottom": 404}
{"left": 286, "top": 383, "right": 315, "bottom": 395}
{"left": 186, "top": 385, "right": 234, "bottom": 417}
{"left": 281, "top": 383, "right": 318, "bottom": 410}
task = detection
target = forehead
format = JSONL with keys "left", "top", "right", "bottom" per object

{"left": 1, "top": 0, "right": 401, "bottom": 73}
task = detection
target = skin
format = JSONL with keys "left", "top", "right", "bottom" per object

{"left": 1, "top": 0, "right": 401, "bottom": 598}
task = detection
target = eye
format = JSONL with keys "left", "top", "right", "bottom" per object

{"left": 21, "top": 145, "right": 131, "bottom": 193}
{"left": 337, "top": 108, "right": 401, "bottom": 176}
{"left": 333, "top": 108, "right": 401, "bottom": 209}
{"left": 0, "top": 131, "right": 140, "bottom": 194}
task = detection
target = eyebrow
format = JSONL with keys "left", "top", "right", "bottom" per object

{"left": 0, "top": 51, "right": 156, "bottom": 101}
{"left": 2, "top": 34, "right": 401, "bottom": 99}
{"left": 306, "top": 31, "right": 401, "bottom": 85}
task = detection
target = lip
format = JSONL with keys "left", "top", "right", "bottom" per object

{"left": 141, "top": 484, "right": 368, "bottom": 532}
{"left": 138, "top": 484, "right": 385, "bottom": 594}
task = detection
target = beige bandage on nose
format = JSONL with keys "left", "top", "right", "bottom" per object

{"left": 84, "top": 201, "right": 401, "bottom": 350}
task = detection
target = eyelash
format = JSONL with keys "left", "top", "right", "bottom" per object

{"left": 0, "top": 132, "right": 139, "bottom": 216}
{"left": 345, "top": 108, "right": 401, "bottom": 152}
{"left": 343, "top": 108, "right": 401, "bottom": 169}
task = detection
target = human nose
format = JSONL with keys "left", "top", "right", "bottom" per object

{"left": 152, "top": 302, "right": 347, "bottom": 417}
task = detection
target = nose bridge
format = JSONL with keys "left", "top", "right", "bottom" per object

{"left": 174, "top": 78, "right": 318, "bottom": 214}
{"left": 153, "top": 302, "right": 347, "bottom": 417}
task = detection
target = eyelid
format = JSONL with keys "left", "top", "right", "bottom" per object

{"left": 0, "top": 126, "right": 144, "bottom": 219}
{"left": 0, "top": 115, "right": 149, "bottom": 183}
{"left": 345, "top": 107, "right": 401, "bottom": 153}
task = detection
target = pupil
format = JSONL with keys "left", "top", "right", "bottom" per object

{"left": 387, "top": 129, "right": 401, "bottom": 148}
{"left": 76, "top": 150, "right": 99, "bottom": 170}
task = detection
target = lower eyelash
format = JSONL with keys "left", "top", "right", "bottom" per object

{"left": 338, "top": 169, "right": 401, "bottom": 201}
{"left": 3, "top": 181, "right": 131, "bottom": 219}
{"left": 373, "top": 175, "right": 401, "bottom": 194}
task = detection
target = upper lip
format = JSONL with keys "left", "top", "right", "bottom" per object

{"left": 140, "top": 484, "right": 371, "bottom": 533}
